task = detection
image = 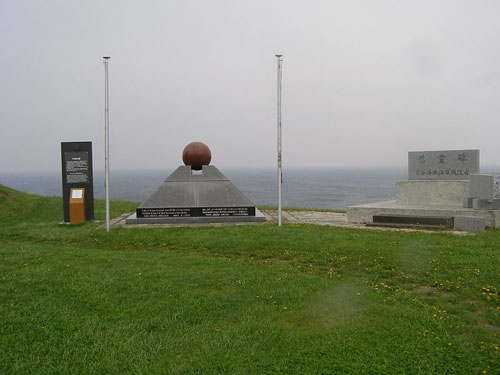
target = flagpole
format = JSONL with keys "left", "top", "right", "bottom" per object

{"left": 275, "top": 54, "right": 283, "bottom": 227}
{"left": 103, "top": 56, "right": 110, "bottom": 232}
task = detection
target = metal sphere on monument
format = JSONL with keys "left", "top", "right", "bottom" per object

{"left": 182, "top": 142, "right": 212, "bottom": 170}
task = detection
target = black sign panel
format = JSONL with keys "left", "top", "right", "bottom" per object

{"left": 61, "top": 142, "right": 94, "bottom": 222}
{"left": 136, "top": 206, "right": 255, "bottom": 218}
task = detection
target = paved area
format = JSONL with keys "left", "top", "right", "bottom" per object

{"left": 262, "top": 210, "right": 361, "bottom": 228}
{"left": 262, "top": 210, "right": 467, "bottom": 234}
{"left": 107, "top": 210, "right": 469, "bottom": 235}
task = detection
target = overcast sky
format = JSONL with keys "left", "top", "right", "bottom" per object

{"left": 1, "top": 0, "right": 499, "bottom": 172}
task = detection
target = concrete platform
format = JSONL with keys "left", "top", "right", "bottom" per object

{"left": 347, "top": 200, "right": 500, "bottom": 228}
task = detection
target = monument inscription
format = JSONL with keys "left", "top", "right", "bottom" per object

{"left": 137, "top": 206, "right": 255, "bottom": 218}
{"left": 408, "top": 149, "right": 479, "bottom": 180}
{"left": 64, "top": 152, "right": 90, "bottom": 183}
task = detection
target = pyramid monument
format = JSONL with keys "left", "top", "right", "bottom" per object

{"left": 125, "top": 142, "right": 266, "bottom": 224}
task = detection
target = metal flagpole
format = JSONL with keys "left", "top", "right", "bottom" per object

{"left": 275, "top": 54, "right": 283, "bottom": 227}
{"left": 103, "top": 56, "right": 111, "bottom": 232}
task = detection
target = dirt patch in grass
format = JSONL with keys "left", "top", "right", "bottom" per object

{"left": 412, "top": 286, "right": 435, "bottom": 294}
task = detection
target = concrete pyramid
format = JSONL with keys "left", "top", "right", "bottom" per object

{"left": 126, "top": 165, "right": 266, "bottom": 224}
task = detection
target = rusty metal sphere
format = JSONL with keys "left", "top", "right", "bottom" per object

{"left": 182, "top": 142, "right": 212, "bottom": 170}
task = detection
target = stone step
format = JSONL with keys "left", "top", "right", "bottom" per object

{"left": 366, "top": 222, "right": 449, "bottom": 230}
{"left": 372, "top": 214, "right": 454, "bottom": 228}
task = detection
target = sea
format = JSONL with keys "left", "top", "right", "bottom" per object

{"left": 2, "top": 167, "right": 499, "bottom": 210}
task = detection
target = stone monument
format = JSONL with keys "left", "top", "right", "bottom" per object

{"left": 347, "top": 149, "right": 500, "bottom": 230}
{"left": 125, "top": 142, "right": 266, "bottom": 224}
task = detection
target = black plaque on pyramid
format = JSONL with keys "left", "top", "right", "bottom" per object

{"left": 125, "top": 165, "right": 266, "bottom": 224}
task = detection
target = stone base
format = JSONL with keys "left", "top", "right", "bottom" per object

{"left": 125, "top": 208, "right": 266, "bottom": 224}
{"left": 472, "top": 198, "right": 500, "bottom": 210}
{"left": 454, "top": 216, "right": 486, "bottom": 232}
{"left": 347, "top": 200, "right": 500, "bottom": 228}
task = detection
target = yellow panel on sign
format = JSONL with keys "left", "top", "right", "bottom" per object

{"left": 69, "top": 188, "right": 85, "bottom": 223}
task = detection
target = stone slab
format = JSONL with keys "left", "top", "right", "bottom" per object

{"left": 472, "top": 198, "right": 500, "bottom": 210}
{"left": 347, "top": 200, "right": 499, "bottom": 228}
{"left": 454, "top": 216, "right": 485, "bottom": 232}
{"left": 469, "top": 174, "right": 495, "bottom": 199}
{"left": 396, "top": 180, "right": 468, "bottom": 205}
{"left": 408, "top": 149, "right": 479, "bottom": 180}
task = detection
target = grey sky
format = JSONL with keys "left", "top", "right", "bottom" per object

{"left": 1, "top": 0, "right": 499, "bottom": 172}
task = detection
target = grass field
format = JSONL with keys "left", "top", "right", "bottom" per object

{"left": 0, "top": 184, "right": 499, "bottom": 374}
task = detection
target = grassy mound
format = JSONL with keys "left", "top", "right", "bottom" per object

{"left": 0, "top": 184, "right": 32, "bottom": 220}
{"left": 0, "top": 184, "right": 62, "bottom": 223}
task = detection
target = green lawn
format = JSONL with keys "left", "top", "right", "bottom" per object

{"left": 0, "top": 184, "right": 499, "bottom": 374}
